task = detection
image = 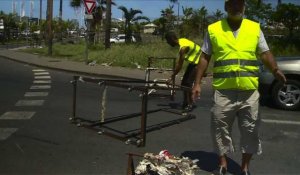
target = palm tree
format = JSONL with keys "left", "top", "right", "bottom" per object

{"left": 197, "top": 7, "right": 208, "bottom": 37}
{"left": 118, "top": 6, "right": 149, "bottom": 43}
{"left": 182, "top": 7, "right": 193, "bottom": 20}
{"left": 212, "top": 9, "right": 224, "bottom": 22}
{"left": 169, "top": 0, "right": 179, "bottom": 26}
{"left": 0, "top": 12, "right": 18, "bottom": 40}
{"left": 258, "top": 0, "right": 281, "bottom": 8}
{"left": 161, "top": 5, "right": 176, "bottom": 31}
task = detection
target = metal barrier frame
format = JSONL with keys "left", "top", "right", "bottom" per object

{"left": 70, "top": 76, "right": 195, "bottom": 147}
{"left": 145, "top": 57, "right": 176, "bottom": 100}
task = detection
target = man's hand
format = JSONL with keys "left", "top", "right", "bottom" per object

{"left": 192, "top": 83, "right": 201, "bottom": 103}
{"left": 273, "top": 69, "right": 287, "bottom": 84}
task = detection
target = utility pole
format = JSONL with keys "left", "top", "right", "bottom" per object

{"left": 278, "top": 0, "right": 282, "bottom": 7}
{"left": 46, "top": 0, "right": 53, "bottom": 56}
{"left": 39, "top": 0, "right": 42, "bottom": 46}
{"left": 104, "top": 0, "right": 111, "bottom": 49}
{"left": 177, "top": 1, "right": 180, "bottom": 33}
{"left": 59, "top": 0, "right": 63, "bottom": 42}
{"left": 39, "top": 0, "right": 42, "bottom": 25}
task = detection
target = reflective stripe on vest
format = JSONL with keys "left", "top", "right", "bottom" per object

{"left": 214, "top": 59, "right": 259, "bottom": 67}
{"left": 208, "top": 19, "right": 260, "bottom": 90}
{"left": 213, "top": 71, "right": 259, "bottom": 79}
{"left": 179, "top": 38, "right": 201, "bottom": 64}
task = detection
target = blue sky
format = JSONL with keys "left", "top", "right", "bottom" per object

{"left": 1, "top": 0, "right": 299, "bottom": 24}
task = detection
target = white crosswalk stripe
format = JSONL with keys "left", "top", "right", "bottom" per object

{"left": 34, "top": 76, "right": 51, "bottom": 79}
{"left": 0, "top": 128, "right": 18, "bottom": 140}
{"left": 15, "top": 100, "right": 45, "bottom": 106}
{"left": 33, "top": 80, "right": 51, "bottom": 84}
{"left": 24, "top": 92, "right": 49, "bottom": 97}
{"left": 32, "top": 69, "right": 47, "bottom": 72}
{"left": 1, "top": 69, "right": 51, "bottom": 140}
{"left": 34, "top": 72, "right": 49, "bottom": 75}
{"left": 0, "top": 111, "right": 35, "bottom": 119}
{"left": 30, "top": 85, "right": 51, "bottom": 90}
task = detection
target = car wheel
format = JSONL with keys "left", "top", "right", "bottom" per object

{"left": 271, "top": 79, "right": 300, "bottom": 110}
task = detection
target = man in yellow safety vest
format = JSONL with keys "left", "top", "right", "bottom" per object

{"left": 192, "top": 0, "right": 286, "bottom": 175}
{"left": 165, "top": 31, "right": 201, "bottom": 112}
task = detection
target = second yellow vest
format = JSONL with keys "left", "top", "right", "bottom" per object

{"left": 179, "top": 38, "right": 201, "bottom": 64}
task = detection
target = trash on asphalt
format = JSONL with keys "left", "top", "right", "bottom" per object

{"left": 101, "top": 62, "right": 113, "bottom": 67}
{"left": 88, "top": 60, "right": 97, "bottom": 66}
{"left": 134, "top": 150, "right": 200, "bottom": 175}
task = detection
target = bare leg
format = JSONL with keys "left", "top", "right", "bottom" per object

{"left": 212, "top": 154, "right": 227, "bottom": 174}
{"left": 241, "top": 153, "right": 252, "bottom": 172}
{"left": 219, "top": 154, "right": 228, "bottom": 168}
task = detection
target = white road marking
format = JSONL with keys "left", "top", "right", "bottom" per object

{"left": 262, "top": 119, "right": 300, "bottom": 125}
{"left": 30, "top": 85, "right": 51, "bottom": 90}
{"left": 262, "top": 112, "right": 299, "bottom": 119}
{"left": 24, "top": 92, "right": 49, "bottom": 97}
{"left": 281, "top": 131, "right": 299, "bottom": 138}
{"left": 0, "top": 111, "right": 35, "bottom": 119}
{"left": 0, "top": 128, "right": 18, "bottom": 140}
{"left": 15, "top": 100, "right": 44, "bottom": 106}
{"left": 33, "top": 80, "right": 51, "bottom": 84}
{"left": 34, "top": 76, "right": 51, "bottom": 79}
{"left": 32, "top": 69, "right": 46, "bottom": 72}
{"left": 0, "top": 69, "right": 51, "bottom": 140}
{"left": 34, "top": 72, "right": 49, "bottom": 75}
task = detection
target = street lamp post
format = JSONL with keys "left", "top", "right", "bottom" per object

{"left": 105, "top": 0, "right": 111, "bottom": 49}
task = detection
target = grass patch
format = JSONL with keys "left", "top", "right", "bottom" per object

{"left": 22, "top": 40, "right": 179, "bottom": 69}
{"left": 21, "top": 35, "right": 299, "bottom": 74}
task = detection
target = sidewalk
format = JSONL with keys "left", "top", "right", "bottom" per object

{"left": 0, "top": 48, "right": 179, "bottom": 82}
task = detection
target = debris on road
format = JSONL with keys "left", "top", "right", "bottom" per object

{"left": 135, "top": 150, "right": 200, "bottom": 175}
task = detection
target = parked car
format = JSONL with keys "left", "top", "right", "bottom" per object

{"left": 259, "top": 56, "right": 300, "bottom": 110}
{"left": 110, "top": 34, "right": 136, "bottom": 44}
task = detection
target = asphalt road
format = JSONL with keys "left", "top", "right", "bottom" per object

{"left": 0, "top": 57, "right": 299, "bottom": 175}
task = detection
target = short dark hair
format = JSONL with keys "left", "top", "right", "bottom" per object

{"left": 165, "top": 31, "right": 178, "bottom": 41}
{"left": 225, "top": 0, "right": 245, "bottom": 11}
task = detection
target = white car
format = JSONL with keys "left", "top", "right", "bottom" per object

{"left": 110, "top": 34, "right": 136, "bottom": 43}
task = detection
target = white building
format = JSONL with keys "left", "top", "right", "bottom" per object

{"left": 143, "top": 23, "right": 157, "bottom": 34}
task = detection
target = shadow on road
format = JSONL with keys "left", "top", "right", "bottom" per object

{"left": 181, "top": 151, "right": 241, "bottom": 174}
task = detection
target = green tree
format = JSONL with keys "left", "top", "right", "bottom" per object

{"left": 245, "top": 0, "right": 273, "bottom": 23}
{"left": 272, "top": 3, "right": 300, "bottom": 37}
{"left": 182, "top": 7, "right": 193, "bottom": 20}
{"left": 190, "top": 6, "right": 207, "bottom": 38}
{"left": 0, "top": 12, "right": 18, "bottom": 40}
{"left": 212, "top": 9, "right": 224, "bottom": 22}
{"left": 118, "top": 6, "right": 149, "bottom": 43}
{"left": 160, "top": 5, "right": 176, "bottom": 33}
{"left": 179, "top": 7, "right": 194, "bottom": 37}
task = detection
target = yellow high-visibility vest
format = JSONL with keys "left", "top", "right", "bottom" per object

{"left": 179, "top": 38, "right": 201, "bottom": 64}
{"left": 208, "top": 19, "right": 260, "bottom": 90}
